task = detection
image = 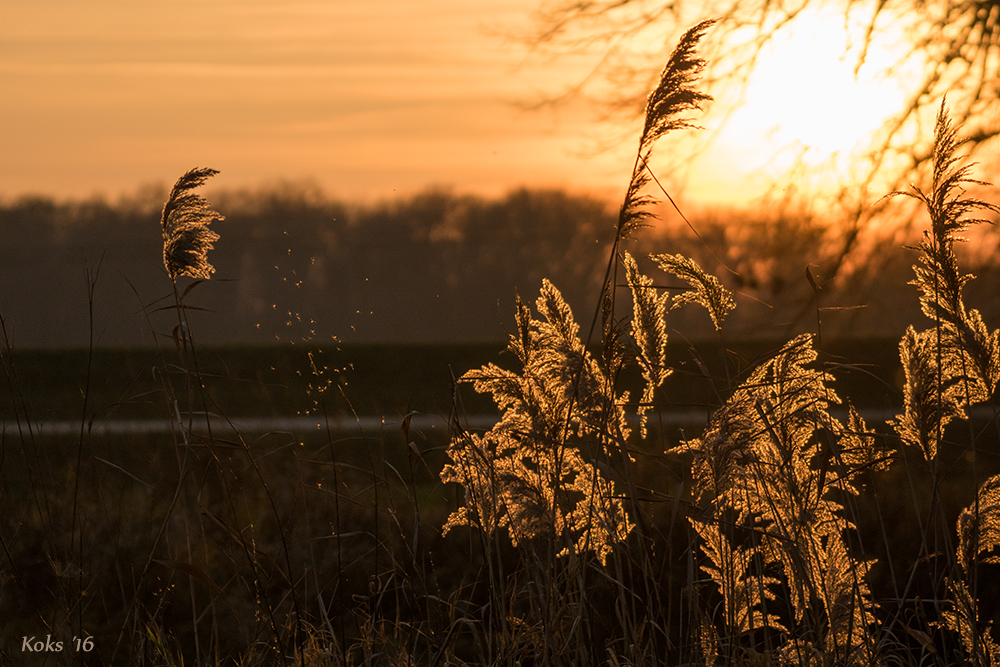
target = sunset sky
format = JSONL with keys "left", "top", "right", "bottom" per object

{"left": 2, "top": 0, "right": 919, "bottom": 207}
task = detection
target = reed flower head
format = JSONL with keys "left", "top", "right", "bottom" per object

{"left": 441, "top": 280, "right": 634, "bottom": 564}
{"left": 639, "top": 19, "right": 715, "bottom": 152}
{"left": 651, "top": 252, "right": 735, "bottom": 330}
{"left": 161, "top": 167, "right": 223, "bottom": 281}
{"left": 616, "top": 20, "right": 714, "bottom": 242}
{"left": 945, "top": 475, "right": 1000, "bottom": 663}
{"left": 887, "top": 101, "right": 1000, "bottom": 461}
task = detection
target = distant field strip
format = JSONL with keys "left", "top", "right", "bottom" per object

{"left": 3, "top": 406, "right": 929, "bottom": 437}
{"left": 6, "top": 413, "right": 489, "bottom": 437}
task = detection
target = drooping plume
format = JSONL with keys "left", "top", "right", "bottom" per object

{"left": 652, "top": 252, "right": 735, "bottom": 330}
{"left": 161, "top": 168, "right": 223, "bottom": 281}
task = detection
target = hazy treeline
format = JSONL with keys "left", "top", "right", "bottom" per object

{"left": 0, "top": 185, "right": 613, "bottom": 347}
{"left": 2, "top": 183, "right": 998, "bottom": 347}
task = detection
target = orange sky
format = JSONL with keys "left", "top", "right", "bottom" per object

{"left": 1, "top": 1, "right": 625, "bottom": 203}
{"left": 1, "top": 1, "right": 919, "bottom": 206}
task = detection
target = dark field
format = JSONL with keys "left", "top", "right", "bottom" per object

{"left": 4, "top": 339, "right": 1000, "bottom": 665}
{"left": 0, "top": 338, "right": 906, "bottom": 424}
{"left": 1, "top": 344, "right": 506, "bottom": 423}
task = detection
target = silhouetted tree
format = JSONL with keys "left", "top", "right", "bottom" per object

{"left": 524, "top": 0, "right": 1000, "bottom": 275}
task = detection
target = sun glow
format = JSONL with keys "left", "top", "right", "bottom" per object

{"left": 686, "top": 3, "right": 924, "bottom": 204}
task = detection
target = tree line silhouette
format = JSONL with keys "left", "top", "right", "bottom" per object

{"left": 2, "top": 183, "right": 997, "bottom": 348}
{"left": 0, "top": 185, "right": 612, "bottom": 347}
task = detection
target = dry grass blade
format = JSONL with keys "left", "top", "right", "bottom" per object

{"left": 161, "top": 167, "right": 223, "bottom": 281}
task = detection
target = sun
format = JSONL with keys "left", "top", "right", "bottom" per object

{"left": 685, "top": 2, "right": 924, "bottom": 204}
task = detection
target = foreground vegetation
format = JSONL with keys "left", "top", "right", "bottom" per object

{"left": 5, "top": 19, "right": 1000, "bottom": 667}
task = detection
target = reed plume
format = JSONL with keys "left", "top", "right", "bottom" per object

{"left": 616, "top": 19, "right": 714, "bottom": 243}
{"left": 441, "top": 281, "right": 634, "bottom": 564}
{"left": 443, "top": 22, "right": 719, "bottom": 580}
{"left": 161, "top": 167, "right": 223, "bottom": 282}
{"left": 639, "top": 19, "right": 715, "bottom": 154}
{"left": 651, "top": 252, "right": 735, "bottom": 330}
{"left": 623, "top": 251, "right": 671, "bottom": 438}
{"left": 888, "top": 101, "right": 1000, "bottom": 461}
{"left": 943, "top": 474, "right": 1000, "bottom": 663}
{"left": 691, "top": 517, "right": 785, "bottom": 638}
{"left": 678, "top": 335, "right": 882, "bottom": 663}
{"left": 602, "top": 20, "right": 715, "bottom": 363}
